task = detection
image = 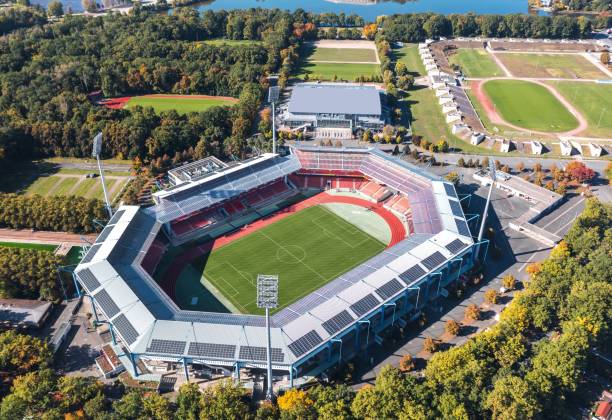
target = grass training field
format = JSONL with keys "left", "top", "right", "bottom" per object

{"left": 551, "top": 81, "right": 612, "bottom": 138}
{"left": 308, "top": 47, "right": 378, "bottom": 63}
{"left": 180, "top": 205, "right": 385, "bottom": 315}
{"left": 125, "top": 95, "right": 237, "bottom": 115}
{"left": 298, "top": 62, "right": 380, "bottom": 81}
{"left": 482, "top": 80, "right": 579, "bottom": 132}
{"left": 0, "top": 242, "right": 57, "bottom": 251}
{"left": 24, "top": 168, "right": 130, "bottom": 201}
{"left": 447, "top": 49, "right": 503, "bottom": 77}
{"left": 496, "top": 53, "right": 606, "bottom": 79}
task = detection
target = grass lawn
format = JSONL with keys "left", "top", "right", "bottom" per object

{"left": 482, "top": 80, "right": 578, "bottom": 132}
{"left": 297, "top": 62, "right": 380, "bottom": 81}
{"left": 65, "top": 246, "right": 85, "bottom": 265}
{"left": 447, "top": 49, "right": 503, "bottom": 77}
{"left": 53, "top": 177, "right": 79, "bottom": 196}
{"left": 393, "top": 44, "right": 426, "bottom": 77}
{"left": 23, "top": 171, "right": 129, "bottom": 200}
{"left": 496, "top": 53, "right": 606, "bottom": 79}
{"left": 126, "top": 95, "right": 237, "bottom": 115}
{"left": 0, "top": 242, "right": 57, "bottom": 251}
{"left": 309, "top": 47, "right": 377, "bottom": 63}
{"left": 25, "top": 176, "right": 60, "bottom": 196}
{"left": 551, "top": 81, "right": 612, "bottom": 138}
{"left": 184, "top": 205, "right": 385, "bottom": 315}
{"left": 201, "top": 39, "right": 262, "bottom": 47}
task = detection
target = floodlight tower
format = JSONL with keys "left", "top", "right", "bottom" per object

{"left": 92, "top": 132, "right": 113, "bottom": 219}
{"left": 257, "top": 274, "right": 279, "bottom": 401}
{"left": 476, "top": 159, "right": 496, "bottom": 258}
{"left": 268, "top": 86, "right": 280, "bottom": 154}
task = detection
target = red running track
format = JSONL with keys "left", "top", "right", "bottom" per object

{"left": 158, "top": 192, "right": 406, "bottom": 301}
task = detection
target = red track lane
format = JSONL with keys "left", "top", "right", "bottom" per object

{"left": 159, "top": 192, "right": 406, "bottom": 300}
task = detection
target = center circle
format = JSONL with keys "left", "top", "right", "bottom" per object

{"left": 276, "top": 245, "right": 306, "bottom": 264}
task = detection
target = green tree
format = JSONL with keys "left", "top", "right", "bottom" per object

{"left": 47, "top": 0, "right": 64, "bottom": 16}
{"left": 485, "top": 375, "right": 540, "bottom": 419}
{"left": 200, "top": 379, "right": 249, "bottom": 420}
{"left": 176, "top": 382, "right": 201, "bottom": 420}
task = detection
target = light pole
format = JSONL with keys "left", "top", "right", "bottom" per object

{"left": 268, "top": 87, "right": 280, "bottom": 154}
{"left": 257, "top": 274, "right": 279, "bottom": 401}
{"left": 92, "top": 132, "right": 113, "bottom": 219}
{"left": 476, "top": 158, "right": 496, "bottom": 260}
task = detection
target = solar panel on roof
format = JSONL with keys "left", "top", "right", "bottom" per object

{"left": 421, "top": 251, "right": 447, "bottom": 270}
{"left": 455, "top": 218, "right": 471, "bottom": 237}
{"left": 446, "top": 238, "right": 467, "bottom": 254}
{"left": 108, "top": 210, "right": 125, "bottom": 225}
{"left": 350, "top": 294, "right": 380, "bottom": 317}
{"left": 94, "top": 289, "right": 120, "bottom": 318}
{"left": 239, "top": 346, "right": 284, "bottom": 363}
{"left": 80, "top": 244, "right": 101, "bottom": 264}
{"left": 375, "top": 278, "right": 404, "bottom": 300}
{"left": 399, "top": 265, "right": 426, "bottom": 284}
{"left": 76, "top": 268, "right": 100, "bottom": 292}
{"left": 449, "top": 200, "right": 463, "bottom": 217}
{"left": 287, "top": 330, "right": 323, "bottom": 357}
{"left": 443, "top": 183, "right": 457, "bottom": 198}
{"left": 113, "top": 314, "right": 139, "bottom": 345}
{"left": 322, "top": 310, "right": 354, "bottom": 335}
{"left": 188, "top": 342, "right": 236, "bottom": 359}
{"left": 95, "top": 226, "right": 114, "bottom": 244}
{"left": 147, "top": 339, "right": 186, "bottom": 355}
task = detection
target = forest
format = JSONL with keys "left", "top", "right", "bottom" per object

{"left": 0, "top": 198, "right": 609, "bottom": 419}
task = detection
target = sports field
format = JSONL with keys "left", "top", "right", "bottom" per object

{"left": 297, "top": 41, "right": 380, "bottom": 81}
{"left": 125, "top": 95, "right": 237, "bottom": 115}
{"left": 482, "top": 80, "right": 579, "bottom": 132}
{"left": 299, "top": 63, "right": 381, "bottom": 81}
{"left": 0, "top": 242, "right": 57, "bottom": 251}
{"left": 496, "top": 53, "right": 606, "bottom": 79}
{"left": 447, "top": 49, "right": 503, "bottom": 77}
{"left": 24, "top": 168, "right": 130, "bottom": 201}
{"left": 181, "top": 205, "right": 385, "bottom": 315}
{"left": 551, "top": 81, "right": 612, "bottom": 138}
{"left": 309, "top": 47, "right": 378, "bottom": 63}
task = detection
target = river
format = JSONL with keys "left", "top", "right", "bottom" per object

{"left": 31, "top": 0, "right": 537, "bottom": 18}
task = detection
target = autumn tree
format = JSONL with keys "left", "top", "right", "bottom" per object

{"left": 445, "top": 319, "right": 461, "bottom": 336}
{"left": 484, "top": 289, "right": 500, "bottom": 305}
{"left": 278, "top": 388, "right": 315, "bottom": 418}
{"left": 465, "top": 304, "right": 481, "bottom": 321}
{"left": 502, "top": 274, "right": 516, "bottom": 291}
{"left": 565, "top": 161, "right": 595, "bottom": 183}
{"left": 485, "top": 375, "right": 540, "bottom": 419}
{"left": 363, "top": 23, "right": 378, "bottom": 40}
{"left": 423, "top": 337, "right": 438, "bottom": 353}
{"left": 199, "top": 380, "right": 249, "bottom": 420}
{"left": 399, "top": 354, "right": 415, "bottom": 372}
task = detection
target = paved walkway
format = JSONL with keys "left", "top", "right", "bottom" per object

{"left": 0, "top": 228, "right": 96, "bottom": 246}
{"left": 485, "top": 44, "right": 513, "bottom": 77}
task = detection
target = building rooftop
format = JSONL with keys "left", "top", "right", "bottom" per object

{"left": 288, "top": 84, "right": 382, "bottom": 116}
{"left": 0, "top": 298, "right": 52, "bottom": 328}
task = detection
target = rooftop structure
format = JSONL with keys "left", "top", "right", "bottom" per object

{"left": 0, "top": 298, "right": 52, "bottom": 328}
{"left": 74, "top": 146, "right": 477, "bottom": 388}
{"left": 168, "top": 156, "right": 228, "bottom": 186}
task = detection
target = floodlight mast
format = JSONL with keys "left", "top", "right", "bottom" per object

{"left": 257, "top": 274, "right": 279, "bottom": 401}
{"left": 476, "top": 159, "right": 496, "bottom": 258}
{"left": 92, "top": 132, "right": 113, "bottom": 219}
{"left": 267, "top": 85, "right": 280, "bottom": 155}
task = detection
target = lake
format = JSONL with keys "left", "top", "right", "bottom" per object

{"left": 32, "top": 0, "right": 534, "bottom": 18}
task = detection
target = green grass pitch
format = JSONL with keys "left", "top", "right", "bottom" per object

{"left": 298, "top": 62, "right": 380, "bottom": 81}
{"left": 0, "top": 242, "right": 57, "bottom": 252}
{"left": 483, "top": 80, "right": 578, "bottom": 132}
{"left": 447, "top": 49, "right": 503, "bottom": 77}
{"left": 126, "top": 95, "right": 237, "bottom": 115}
{"left": 309, "top": 47, "right": 377, "bottom": 63}
{"left": 180, "top": 205, "right": 386, "bottom": 315}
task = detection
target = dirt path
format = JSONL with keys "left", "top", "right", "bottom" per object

{"left": 0, "top": 228, "right": 97, "bottom": 246}
{"left": 581, "top": 52, "right": 612, "bottom": 78}
{"left": 472, "top": 78, "right": 588, "bottom": 138}
{"left": 485, "top": 45, "right": 513, "bottom": 77}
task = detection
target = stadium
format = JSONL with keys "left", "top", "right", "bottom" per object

{"left": 74, "top": 145, "right": 479, "bottom": 389}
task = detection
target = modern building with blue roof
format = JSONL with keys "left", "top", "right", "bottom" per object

{"left": 73, "top": 146, "right": 481, "bottom": 390}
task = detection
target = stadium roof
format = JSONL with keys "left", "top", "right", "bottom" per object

{"left": 75, "top": 146, "right": 475, "bottom": 370}
{"left": 288, "top": 84, "right": 382, "bottom": 116}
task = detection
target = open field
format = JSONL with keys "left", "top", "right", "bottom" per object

{"left": 125, "top": 94, "right": 238, "bottom": 114}
{"left": 482, "top": 80, "right": 579, "bottom": 132}
{"left": 298, "top": 62, "right": 380, "bottom": 81}
{"left": 308, "top": 47, "right": 377, "bottom": 63}
{"left": 181, "top": 205, "right": 385, "bottom": 315}
{"left": 0, "top": 242, "right": 57, "bottom": 251}
{"left": 447, "top": 49, "right": 503, "bottom": 77}
{"left": 496, "top": 53, "right": 606, "bottom": 79}
{"left": 550, "top": 82, "right": 612, "bottom": 138}
{"left": 393, "top": 44, "right": 426, "bottom": 76}
{"left": 23, "top": 168, "right": 130, "bottom": 201}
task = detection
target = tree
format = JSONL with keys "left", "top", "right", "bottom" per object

{"left": 502, "top": 274, "right": 516, "bottom": 291}
{"left": 47, "top": 0, "right": 64, "bottom": 16}
{"left": 200, "top": 380, "right": 249, "bottom": 420}
{"left": 445, "top": 171, "right": 460, "bottom": 185}
{"left": 485, "top": 289, "right": 500, "bottom": 305}
{"left": 399, "top": 354, "right": 415, "bottom": 372}
{"left": 0, "top": 369, "right": 57, "bottom": 418}
{"left": 534, "top": 163, "right": 542, "bottom": 173}
{"left": 485, "top": 375, "right": 540, "bottom": 419}
{"left": 81, "top": 0, "right": 97, "bottom": 12}
{"left": 0, "top": 331, "right": 52, "bottom": 383}
{"left": 516, "top": 162, "right": 525, "bottom": 173}
{"left": 278, "top": 388, "right": 315, "bottom": 418}
{"left": 601, "top": 51, "right": 610, "bottom": 65}
{"left": 309, "top": 384, "right": 354, "bottom": 420}
{"left": 363, "top": 23, "right": 378, "bottom": 40}
{"left": 465, "top": 304, "right": 481, "bottom": 321}
{"left": 437, "top": 139, "right": 449, "bottom": 153}
{"left": 482, "top": 156, "right": 489, "bottom": 169}
{"left": 142, "top": 392, "right": 173, "bottom": 419}
{"left": 565, "top": 161, "right": 595, "bottom": 183}
{"left": 423, "top": 337, "right": 438, "bottom": 353}
{"left": 445, "top": 319, "right": 461, "bottom": 336}
{"left": 176, "top": 383, "right": 201, "bottom": 420}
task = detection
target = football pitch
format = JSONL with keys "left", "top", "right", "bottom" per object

{"left": 179, "top": 205, "right": 386, "bottom": 315}
{"left": 447, "top": 49, "right": 503, "bottom": 77}
{"left": 125, "top": 95, "right": 238, "bottom": 114}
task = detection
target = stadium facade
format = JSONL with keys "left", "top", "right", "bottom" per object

{"left": 281, "top": 84, "right": 387, "bottom": 138}
{"left": 74, "top": 146, "right": 480, "bottom": 388}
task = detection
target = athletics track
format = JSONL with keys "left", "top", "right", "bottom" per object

{"left": 158, "top": 192, "right": 406, "bottom": 301}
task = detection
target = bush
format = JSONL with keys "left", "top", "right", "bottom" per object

{"left": 423, "top": 337, "right": 438, "bottom": 353}
{"left": 465, "top": 304, "right": 481, "bottom": 321}
{"left": 484, "top": 289, "right": 500, "bottom": 305}
{"left": 445, "top": 171, "right": 460, "bottom": 185}
{"left": 445, "top": 319, "right": 461, "bottom": 336}
{"left": 457, "top": 157, "right": 465, "bottom": 167}
{"left": 502, "top": 275, "right": 516, "bottom": 291}
{"left": 399, "top": 354, "right": 415, "bottom": 372}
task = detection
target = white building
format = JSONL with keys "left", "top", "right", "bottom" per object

{"left": 470, "top": 133, "right": 485, "bottom": 146}
{"left": 530, "top": 141, "right": 543, "bottom": 155}
{"left": 560, "top": 140, "right": 573, "bottom": 156}
{"left": 588, "top": 143, "right": 603, "bottom": 157}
